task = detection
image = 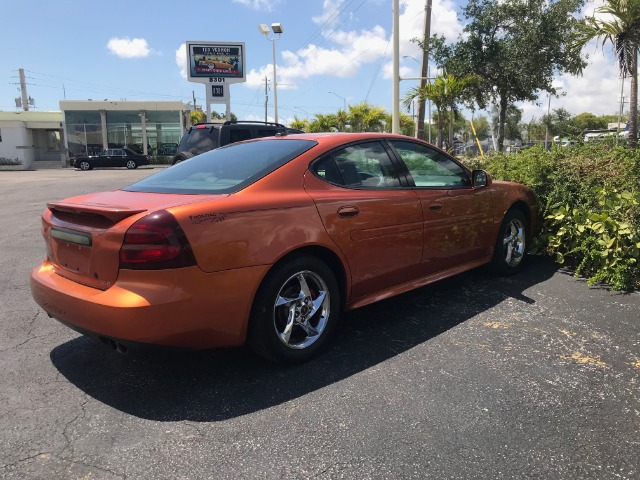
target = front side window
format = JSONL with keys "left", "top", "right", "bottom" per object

{"left": 312, "top": 141, "right": 401, "bottom": 188}
{"left": 390, "top": 140, "right": 470, "bottom": 188}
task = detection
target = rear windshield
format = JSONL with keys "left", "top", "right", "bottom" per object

{"left": 124, "top": 139, "right": 317, "bottom": 194}
{"left": 178, "top": 126, "right": 220, "bottom": 153}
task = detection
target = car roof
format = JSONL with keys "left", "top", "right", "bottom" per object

{"left": 256, "top": 131, "right": 429, "bottom": 148}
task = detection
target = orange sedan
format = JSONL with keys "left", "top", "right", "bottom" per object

{"left": 30, "top": 133, "right": 539, "bottom": 363}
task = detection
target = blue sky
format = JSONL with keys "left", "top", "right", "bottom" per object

{"left": 0, "top": 0, "right": 629, "bottom": 125}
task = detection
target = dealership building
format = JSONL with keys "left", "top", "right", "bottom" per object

{"left": 0, "top": 100, "right": 190, "bottom": 169}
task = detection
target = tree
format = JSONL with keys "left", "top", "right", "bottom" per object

{"left": 541, "top": 107, "right": 572, "bottom": 138}
{"left": 470, "top": 115, "right": 490, "bottom": 140}
{"left": 211, "top": 111, "right": 238, "bottom": 121}
{"left": 309, "top": 113, "right": 338, "bottom": 133}
{"left": 566, "top": 112, "right": 608, "bottom": 135}
{"left": 403, "top": 74, "right": 477, "bottom": 149}
{"left": 347, "top": 103, "right": 387, "bottom": 132}
{"left": 569, "top": 0, "right": 640, "bottom": 147}
{"left": 190, "top": 110, "right": 206, "bottom": 125}
{"left": 433, "top": 0, "right": 586, "bottom": 151}
{"left": 290, "top": 116, "right": 309, "bottom": 132}
{"left": 383, "top": 112, "right": 416, "bottom": 136}
{"left": 491, "top": 104, "right": 524, "bottom": 142}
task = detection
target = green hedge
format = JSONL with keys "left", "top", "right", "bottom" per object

{"left": 460, "top": 142, "right": 640, "bottom": 291}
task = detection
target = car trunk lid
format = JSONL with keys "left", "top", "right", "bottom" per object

{"left": 43, "top": 190, "right": 225, "bottom": 290}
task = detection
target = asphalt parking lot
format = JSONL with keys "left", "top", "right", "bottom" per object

{"left": 1, "top": 168, "right": 639, "bottom": 479}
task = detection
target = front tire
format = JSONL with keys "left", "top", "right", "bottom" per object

{"left": 490, "top": 209, "right": 528, "bottom": 275}
{"left": 126, "top": 160, "right": 137, "bottom": 169}
{"left": 248, "top": 256, "right": 340, "bottom": 363}
{"left": 78, "top": 161, "right": 92, "bottom": 171}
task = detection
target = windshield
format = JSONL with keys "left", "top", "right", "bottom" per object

{"left": 178, "top": 126, "right": 221, "bottom": 153}
{"left": 125, "top": 139, "right": 317, "bottom": 194}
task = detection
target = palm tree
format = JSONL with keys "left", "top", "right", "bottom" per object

{"left": 403, "top": 74, "right": 477, "bottom": 149}
{"left": 570, "top": 0, "right": 640, "bottom": 147}
{"left": 309, "top": 113, "right": 338, "bottom": 133}
{"left": 347, "top": 103, "right": 387, "bottom": 132}
{"left": 290, "top": 116, "right": 309, "bottom": 132}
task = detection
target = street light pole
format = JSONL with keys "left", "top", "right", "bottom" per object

{"left": 328, "top": 91, "right": 346, "bottom": 110}
{"left": 259, "top": 23, "right": 284, "bottom": 124}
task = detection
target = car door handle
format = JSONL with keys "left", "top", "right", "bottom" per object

{"left": 337, "top": 206, "right": 360, "bottom": 218}
{"left": 428, "top": 203, "right": 443, "bottom": 211}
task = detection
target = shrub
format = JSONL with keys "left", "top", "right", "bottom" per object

{"left": 459, "top": 142, "right": 640, "bottom": 290}
{"left": 0, "top": 157, "right": 22, "bottom": 165}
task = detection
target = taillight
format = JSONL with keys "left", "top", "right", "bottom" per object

{"left": 120, "top": 210, "right": 196, "bottom": 270}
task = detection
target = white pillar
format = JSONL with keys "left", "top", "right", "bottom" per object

{"left": 140, "top": 111, "right": 148, "bottom": 155}
{"left": 100, "top": 110, "right": 108, "bottom": 150}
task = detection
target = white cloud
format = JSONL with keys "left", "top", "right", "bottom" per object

{"left": 518, "top": 48, "right": 629, "bottom": 121}
{"left": 245, "top": 0, "right": 463, "bottom": 91}
{"left": 107, "top": 37, "right": 152, "bottom": 58}
{"left": 517, "top": 0, "right": 628, "bottom": 120}
{"left": 246, "top": 24, "right": 390, "bottom": 90}
{"left": 176, "top": 43, "right": 187, "bottom": 79}
{"left": 232, "top": 0, "right": 281, "bottom": 11}
{"left": 312, "top": 0, "right": 344, "bottom": 27}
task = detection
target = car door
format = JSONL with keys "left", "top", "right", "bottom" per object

{"left": 387, "top": 140, "right": 494, "bottom": 274}
{"left": 96, "top": 150, "right": 111, "bottom": 167}
{"left": 111, "top": 149, "right": 125, "bottom": 167}
{"left": 304, "top": 140, "right": 424, "bottom": 300}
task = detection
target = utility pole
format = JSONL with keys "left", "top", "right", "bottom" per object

{"left": 416, "top": 0, "right": 432, "bottom": 140}
{"left": 19, "top": 68, "right": 29, "bottom": 112}
{"left": 264, "top": 76, "right": 270, "bottom": 123}
{"left": 392, "top": 0, "right": 400, "bottom": 134}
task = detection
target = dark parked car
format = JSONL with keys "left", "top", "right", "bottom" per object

{"left": 172, "top": 120, "right": 303, "bottom": 165}
{"left": 73, "top": 148, "right": 150, "bottom": 170}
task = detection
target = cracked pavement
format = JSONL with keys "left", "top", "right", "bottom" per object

{"left": 0, "top": 169, "right": 638, "bottom": 479}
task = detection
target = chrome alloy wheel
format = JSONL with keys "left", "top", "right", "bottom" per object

{"left": 272, "top": 270, "right": 330, "bottom": 350}
{"left": 502, "top": 217, "right": 526, "bottom": 267}
{"left": 126, "top": 160, "right": 137, "bottom": 169}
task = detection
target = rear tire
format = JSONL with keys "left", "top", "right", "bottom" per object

{"left": 248, "top": 255, "right": 340, "bottom": 363}
{"left": 490, "top": 209, "right": 528, "bottom": 275}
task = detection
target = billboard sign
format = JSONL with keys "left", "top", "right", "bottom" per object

{"left": 187, "top": 42, "right": 246, "bottom": 84}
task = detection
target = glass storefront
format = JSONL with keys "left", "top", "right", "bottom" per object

{"left": 64, "top": 108, "right": 183, "bottom": 158}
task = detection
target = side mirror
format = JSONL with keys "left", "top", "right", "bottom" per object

{"left": 472, "top": 169, "right": 492, "bottom": 188}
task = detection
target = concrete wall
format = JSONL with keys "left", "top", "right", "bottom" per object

{"left": 0, "top": 124, "right": 34, "bottom": 169}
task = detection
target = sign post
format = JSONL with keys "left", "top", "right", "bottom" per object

{"left": 186, "top": 41, "right": 246, "bottom": 121}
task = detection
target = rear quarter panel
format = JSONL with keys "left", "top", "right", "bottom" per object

{"left": 171, "top": 152, "right": 350, "bottom": 278}
{"left": 490, "top": 180, "right": 541, "bottom": 240}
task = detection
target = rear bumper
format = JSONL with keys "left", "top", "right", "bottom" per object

{"left": 30, "top": 261, "right": 269, "bottom": 349}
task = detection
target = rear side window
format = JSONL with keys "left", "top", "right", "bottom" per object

{"left": 125, "top": 139, "right": 317, "bottom": 194}
{"left": 179, "top": 127, "right": 220, "bottom": 153}
{"left": 312, "top": 141, "right": 401, "bottom": 188}
{"left": 256, "top": 128, "right": 279, "bottom": 138}
{"left": 229, "top": 128, "right": 252, "bottom": 143}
